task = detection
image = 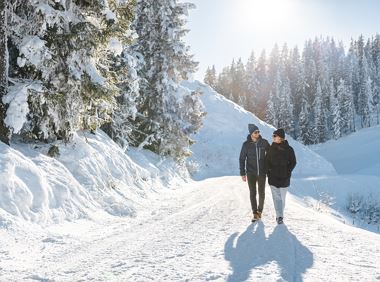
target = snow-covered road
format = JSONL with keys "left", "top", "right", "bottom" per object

{"left": 1, "top": 176, "right": 380, "bottom": 281}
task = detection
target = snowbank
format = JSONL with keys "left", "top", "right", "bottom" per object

{"left": 0, "top": 130, "right": 188, "bottom": 226}
{"left": 183, "top": 80, "right": 336, "bottom": 180}
{"left": 311, "top": 124, "right": 380, "bottom": 175}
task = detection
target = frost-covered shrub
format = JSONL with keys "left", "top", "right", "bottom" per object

{"left": 347, "top": 193, "right": 380, "bottom": 224}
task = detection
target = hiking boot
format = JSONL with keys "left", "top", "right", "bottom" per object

{"left": 277, "top": 217, "right": 284, "bottom": 224}
{"left": 257, "top": 211, "right": 262, "bottom": 219}
{"left": 252, "top": 212, "right": 260, "bottom": 222}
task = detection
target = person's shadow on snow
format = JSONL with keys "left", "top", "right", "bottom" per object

{"left": 224, "top": 222, "right": 313, "bottom": 282}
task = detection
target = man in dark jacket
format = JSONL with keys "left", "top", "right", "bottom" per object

{"left": 239, "top": 124, "right": 270, "bottom": 222}
{"left": 265, "top": 128, "right": 296, "bottom": 224}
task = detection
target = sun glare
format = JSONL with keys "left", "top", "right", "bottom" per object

{"left": 236, "top": 0, "right": 295, "bottom": 32}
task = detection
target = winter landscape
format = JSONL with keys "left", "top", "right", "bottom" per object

{"left": 1, "top": 0, "right": 380, "bottom": 281}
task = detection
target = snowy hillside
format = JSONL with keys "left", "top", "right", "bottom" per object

{"left": 183, "top": 80, "right": 336, "bottom": 180}
{"left": 0, "top": 130, "right": 188, "bottom": 226}
{"left": 312, "top": 125, "right": 380, "bottom": 176}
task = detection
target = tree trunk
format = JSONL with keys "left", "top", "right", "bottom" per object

{"left": 0, "top": 0, "right": 10, "bottom": 145}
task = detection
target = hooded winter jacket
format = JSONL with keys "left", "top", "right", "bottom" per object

{"left": 265, "top": 140, "right": 296, "bottom": 188}
{"left": 239, "top": 135, "right": 270, "bottom": 176}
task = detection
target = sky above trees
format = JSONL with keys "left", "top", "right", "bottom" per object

{"left": 183, "top": 0, "right": 380, "bottom": 80}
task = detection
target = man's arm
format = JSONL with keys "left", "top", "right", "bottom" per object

{"left": 265, "top": 147, "right": 272, "bottom": 175}
{"left": 239, "top": 142, "right": 247, "bottom": 177}
{"left": 289, "top": 147, "right": 297, "bottom": 172}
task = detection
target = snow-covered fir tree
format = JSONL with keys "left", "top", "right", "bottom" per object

{"left": 0, "top": 0, "right": 9, "bottom": 144}
{"left": 337, "top": 79, "right": 354, "bottom": 135}
{"left": 299, "top": 96, "right": 312, "bottom": 145}
{"left": 313, "top": 82, "right": 328, "bottom": 143}
{"left": 6, "top": 0, "right": 137, "bottom": 142}
{"left": 131, "top": 0, "right": 203, "bottom": 160}
{"left": 331, "top": 81, "right": 342, "bottom": 139}
{"left": 266, "top": 91, "right": 276, "bottom": 126}
{"left": 245, "top": 51, "right": 258, "bottom": 113}
{"left": 204, "top": 65, "right": 217, "bottom": 89}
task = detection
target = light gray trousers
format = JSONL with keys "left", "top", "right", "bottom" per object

{"left": 270, "top": 185, "right": 288, "bottom": 218}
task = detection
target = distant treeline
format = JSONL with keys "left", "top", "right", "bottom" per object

{"left": 205, "top": 35, "right": 380, "bottom": 144}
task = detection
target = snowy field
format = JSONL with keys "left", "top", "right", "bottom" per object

{"left": 0, "top": 81, "right": 379, "bottom": 281}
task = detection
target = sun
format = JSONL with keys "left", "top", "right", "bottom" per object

{"left": 236, "top": 0, "right": 295, "bottom": 32}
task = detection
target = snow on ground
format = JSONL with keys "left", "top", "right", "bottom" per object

{"left": 0, "top": 130, "right": 188, "bottom": 226}
{"left": 1, "top": 177, "right": 379, "bottom": 281}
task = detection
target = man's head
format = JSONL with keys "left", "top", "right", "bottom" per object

{"left": 248, "top": 124, "right": 260, "bottom": 139}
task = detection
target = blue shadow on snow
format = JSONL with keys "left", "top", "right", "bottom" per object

{"left": 224, "top": 222, "right": 313, "bottom": 282}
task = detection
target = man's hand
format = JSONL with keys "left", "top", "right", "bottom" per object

{"left": 241, "top": 175, "right": 247, "bottom": 182}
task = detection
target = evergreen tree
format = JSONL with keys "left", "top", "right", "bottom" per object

{"left": 338, "top": 79, "right": 354, "bottom": 135}
{"left": 7, "top": 0, "right": 137, "bottom": 141}
{"left": 299, "top": 96, "right": 312, "bottom": 145}
{"left": 245, "top": 51, "right": 257, "bottom": 113}
{"left": 204, "top": 65, "right": 217, "bottom": 89}
{"left": 278, "top": 77, "right": 294, "bottom": 135}
{"left": 131, "top": 0, "right": 203, "bottom": 160}
{"left": 0, "top": 0, "right": 9, "bottom": 144}
{"left": 232, "top": 58, "right": 246, "bottom": 103}
{"left": 255, "top": 50, "right": 268, "bottom": 118}
{"left": 331, "top": 84, "right": 341, "bottom": 139}
{"left": 215, "top": 66, "right": 231, "bottom": 98}
{"left": 266, "top": 91, "right": 276, "bottom": 126}
{"left": 313, "top": 82, "right": 328, "bottom": 143}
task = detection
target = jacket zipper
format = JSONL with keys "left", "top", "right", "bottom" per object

{"left": 256, "top": 142, "right": 260, "bottom": 176}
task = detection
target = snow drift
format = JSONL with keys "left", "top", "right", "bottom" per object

{"left": 0, "top": 130, "right": 188, "bottom": 225}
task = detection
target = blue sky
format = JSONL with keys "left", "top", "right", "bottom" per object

{"left": 183, "top": 0, "right": 380, "bottom": 80}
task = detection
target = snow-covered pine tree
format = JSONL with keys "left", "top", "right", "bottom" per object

{"left": 131, "top": 0, "right": 203, "bottom": 160}
{"left": 371, "top": 35, "right": 380, "bottom": 124}
{"left": 232, "top": 58, "right": 246, "bottom": 104}
{"left": 278, "top": 77, "right": 294, "bottom": 135}
{"left": 266, "top": 91, "right": 276, "bottom": 126}
{"left": 7, "top": 0, "right": 136, "bottom": 142}
{"left": 288, "top": 46, "right": 304, "bottom": 138}
{"left": 299, "top": 96, "right": 313, "bottom": 145}
{"left": 245, "top": 51, "right": 257, "bottom": 113}
{"left": 313, "top": 82, "right": 328, "bottom": 143}
{"left": 0, "top": 0, "right": 10, "bottom": 144}
{"left": 338, "top": 79, "right": 354, "bottom": 135}
{"left": 97, "top": 1, "right": 141, "bottom": 149}
{"left": 365, "top": 76, "right": 374, "bottom": 126}
{"left": 267, "top": 44, "right": 280, "bottom": 101}
{"left": 204, "top": 65, "right": 217, "bottom": 89}
{"left": 215, "top": 66, "right": 231, "bottom": 98}
{"left": 331, "top": 80, "right": 342, "bottom": 139}
{"left": 303, "top": 40, "right": 317, "bottom": 107}
{"left": 254, "top": 50, "right": 268, "bottom": 118}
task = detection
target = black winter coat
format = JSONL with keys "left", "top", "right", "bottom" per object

{"left": 265, "top": 140, "right": 296, "bottom": 188}
{"left": 239, "top": 135, "right": 270, "bottom": 176}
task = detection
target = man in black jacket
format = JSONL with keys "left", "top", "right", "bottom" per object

{"left": 239, "top": 124, "right": 270, "bottom": 222}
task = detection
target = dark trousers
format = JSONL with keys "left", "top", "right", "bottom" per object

{"left": 247, "top": 174, "right": 266, "bottom": 213}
